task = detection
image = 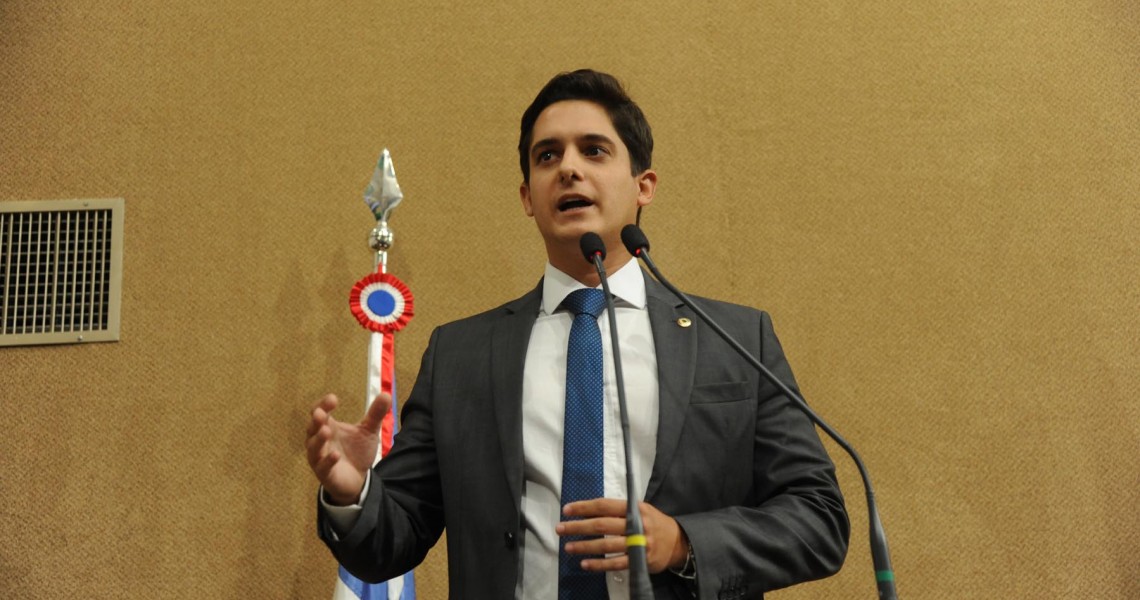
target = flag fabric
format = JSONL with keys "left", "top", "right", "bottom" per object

{"left": 336, "top": 268, "right": 417, "bottom": 600}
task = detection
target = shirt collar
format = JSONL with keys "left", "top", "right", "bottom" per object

{"left": 541, "top": 258, "right": 647, "bottom": 316}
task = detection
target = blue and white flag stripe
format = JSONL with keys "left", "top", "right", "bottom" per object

{"left": 334, "top": 566, "right": 415, "bottom": 600}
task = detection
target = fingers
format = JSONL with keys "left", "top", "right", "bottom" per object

{"left": 563, "top": 531, "right": 628, "bottom": 556}
{"left": 306, "top": 394, "right": 340, "bottom": 436}
{"left": 560, "top": 517, "right": 631, "bottom": 573}
{"left": 557, "top": 499, "right": 627, "bottom": 546}
{"left": 305, "top": 420, "right": 337, "bottom": 469}
{"left": 557, "top": 516, "right": 626, "bottom": 538}
{"left": 558, "top": 501, "right": 628, "bottom": 569}
{"left": 358, "top": 392, "right": 393, "bottom": 434}
{"left": 563, "top": 497, "right": 626, "bottom": 518}
{"left": 303, "top": 392, "right": 372, "bottom": 502}
{"left": 579, "top": 554, "right": 630, "bottom": 572}
{"left": 557, "top": 499, "right": 685, "bottom": 574}
{"left": 305, "top": 394, "right": 342, "bottom": 474}
{"left": 310, "top": 444, "right": 341, "bottom": 481}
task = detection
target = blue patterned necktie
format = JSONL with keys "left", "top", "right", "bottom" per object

{"left": 559, "top": 288, "right": 609, "bottom": 599}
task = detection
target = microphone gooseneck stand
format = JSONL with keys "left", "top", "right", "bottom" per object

{"left": 578, "top": 232, "right": 655, "bottom": 600}
{"left": 620, "top": 224, "right": 898, "bottom": 600}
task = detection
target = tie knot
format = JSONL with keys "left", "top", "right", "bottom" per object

{"left": 562, "top": 288, "right": 607, "bottom": 319}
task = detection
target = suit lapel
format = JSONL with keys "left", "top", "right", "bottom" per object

{"left": 490, "top": 281, "right": 542, "bottom": 507}
{"left": 643, "top": 272, "right": 696, "bottom": 501}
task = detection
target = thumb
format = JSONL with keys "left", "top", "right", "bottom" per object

{"left": 359, "top": 393, "right": 393, "bottom": 434}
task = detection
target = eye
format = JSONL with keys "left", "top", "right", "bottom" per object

{"left": 584, "top": 145, "right": 608, "bottom": 157}
{"left": 536, "top": 150, "right": 557, "bottom": 164}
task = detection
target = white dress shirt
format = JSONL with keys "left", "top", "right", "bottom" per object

{"left": 323, "top": 259, "right": 659, "bottom": 600}
{"left": 517, "top": 260, "right": 659, "bottom": 600}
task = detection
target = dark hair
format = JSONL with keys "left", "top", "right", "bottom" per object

{"left": 518, "top": 69, "right": 653, "bottom": 183}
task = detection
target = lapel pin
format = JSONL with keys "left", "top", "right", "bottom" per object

{"left": 677, "top": 317, "right": 692, "bottom": 328}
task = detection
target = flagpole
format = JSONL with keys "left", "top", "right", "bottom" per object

{"left": 365, "top": 218, "right": 392, "bottom": 423}
{"left": 337, "top": 149, "right": 417, "bottom": 600}
{"left": 370, "top": 219, "right": 392, "bottom": 275}
{"left": 364, "top": 218, "right": 392, "bottom": 466}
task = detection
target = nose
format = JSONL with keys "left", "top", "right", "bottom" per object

{"left": 558, "top": 150, "right": 582, "bottom": 185}
{"left": 559, "top": 168, "right": 579, "bottom": 185}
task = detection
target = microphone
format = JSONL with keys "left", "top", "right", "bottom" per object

{"left": 578, "top": 232, "right": 654, "bottom": 600}
{"left": 621, "top": 224, "right": 899, "bottom": 600}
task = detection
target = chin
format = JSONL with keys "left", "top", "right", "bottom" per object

{"left": 551, "top": 222, "right": 597, "bottom": 241}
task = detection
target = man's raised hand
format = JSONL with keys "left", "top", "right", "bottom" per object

{"left": 304, "top": 392, "right": 391, "bottom": 505}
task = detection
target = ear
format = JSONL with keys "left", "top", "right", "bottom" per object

{"left": 636, "top": 169, "right": 658, "bottom": 208}
{"left": 520, "top": 182, "right": 534, "bottom": 217}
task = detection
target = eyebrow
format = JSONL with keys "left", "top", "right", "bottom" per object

{"left": 530, "top": 133, "right": 617, "bottom": 159}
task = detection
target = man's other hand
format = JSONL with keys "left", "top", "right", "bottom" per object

{"left": 557, "top": 498, "right": 689, "bottom": 573}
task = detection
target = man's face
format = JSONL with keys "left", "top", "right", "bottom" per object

{"left": 520, "top": 100, "right": 655, "bottom": 257}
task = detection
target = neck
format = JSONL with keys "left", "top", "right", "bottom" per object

{"left": 548, "top": 246, "right": 635, "bottom": 287}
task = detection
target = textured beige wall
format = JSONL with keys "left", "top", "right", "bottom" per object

{"left": 2, "top": 1, "right": 1137, "bottom": 598}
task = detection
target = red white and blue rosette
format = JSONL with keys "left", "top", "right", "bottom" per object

{"left": 349, "top": 272, "right": 414, "bottom": 333}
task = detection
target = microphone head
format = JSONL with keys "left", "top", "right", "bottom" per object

{"left": 579, "top": 232, "right": 606, "bottom": 264}
{"left": 621, "top": 224, "right": 650, "bottom": 256}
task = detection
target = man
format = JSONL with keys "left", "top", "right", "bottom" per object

{"left": 306, "top": 69, "right": 849, "bottom": 599}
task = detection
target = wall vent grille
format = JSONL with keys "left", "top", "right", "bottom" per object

{"left": 0, "top": 198, "right": 124, "bottom": 347}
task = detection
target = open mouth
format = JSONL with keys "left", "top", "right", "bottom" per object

{"left": 558, "top": 196, "right": 593, "bottom": 212}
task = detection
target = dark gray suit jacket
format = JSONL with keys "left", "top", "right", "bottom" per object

{"left": 319, "top": 272, "right": 849, "bottom": 599}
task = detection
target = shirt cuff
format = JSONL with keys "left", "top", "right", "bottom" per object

{"left": 319, "top": 471, "right": 371, "bottom": 538}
